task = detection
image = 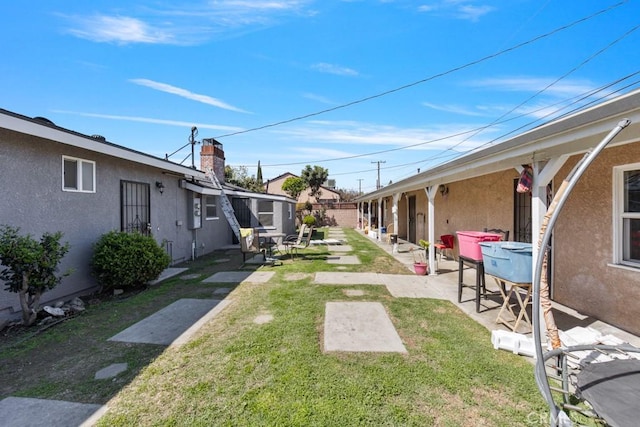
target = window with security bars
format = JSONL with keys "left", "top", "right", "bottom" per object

{"left": 121, "top": 180, "right": 151, "bottom": 235}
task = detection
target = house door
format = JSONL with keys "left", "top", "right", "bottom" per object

{"left": 514, "top": 179, "right": 553, "bottom": 292}
{"left": 121, "top": 180, "right": 151, "bottom": 235}
{"left": 408, "top": 195, "right": 417, "bottom": 243}
{"left": 514, "top": 181, "right": 532, "bottom": 243}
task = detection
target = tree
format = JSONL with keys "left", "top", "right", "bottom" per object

{"left": 281, "top": 176, "right": 307, "bottom": 200}
{"left": 336, "top": 188, "right": 360, "bottom": 201}
{"left": 0, "top": 225, "right": 71, "bottom": 326}
{"left": 256, "top": 161, "right": 263, "bottom": 186}
{"left": 301, "top": 165, "right": 329, "bottom": 200}
{"left": 224, "top": 165, "right": 264, "bottom": 193}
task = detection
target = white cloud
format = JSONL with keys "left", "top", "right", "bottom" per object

{"left": 417, "top": 2, "right": 495, "bottom": 21}
{"left": 302, "top": 92, "right": 337, "bottom": 105}
{"left": 271, "top": 119, "right": 491, "bottom": 151}
{"left": 468, "top": 76, "right": 597, "bottom": 98}
{"left": 66, "top": 15, "right": 176, "bottom": 44}
{"left": 311, "top": 63, "right": 359, "bottom": 76}
{"left": 52, "top": 110, "right": 243, "bottom": 132}
{"left": 422, "top": 102, "right": 486, "bottom": 117}
{"left": 129, "top": 79, "right": 250, "bottom": 113}
{"left": 62, "top": 1, "right": 315, "bottom": 45}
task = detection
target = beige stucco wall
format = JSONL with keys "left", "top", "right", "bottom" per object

{"left": 385, "top": 170, "right": 517, "bottom": 250}
{"left": 553, "top": 143, "right": 640, "bottom": 335}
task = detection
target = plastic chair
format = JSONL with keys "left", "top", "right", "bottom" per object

{"left": 433, "top": 234, "right": 455, "bottom": 261}
{"left": 240, "top": 228, "right": 262, "bottom": 262}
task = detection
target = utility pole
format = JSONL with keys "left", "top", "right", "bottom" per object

{"left": 189, "top": 126, "right": 199, "bottom": 169}
{"left": 357, "top": 178, "right": 364, "bottom": 195}
{"left": 371, "top": 160, "right": 386, "bottom": 190}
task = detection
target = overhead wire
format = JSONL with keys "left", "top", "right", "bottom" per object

{"left": 210, "top": 1, "right": 628, "bottom": 140}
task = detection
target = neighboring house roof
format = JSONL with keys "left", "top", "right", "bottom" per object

{"left": 0, "top": 108, "right": 206, "bottom": 180}
{"left": 356, "top": 88, "right": 640, "bottom": 200}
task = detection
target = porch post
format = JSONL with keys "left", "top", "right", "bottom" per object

{"left": 530, "top": 155, "right": 569, "bottom": 344}
{"left": 426, "top": 186, "right": 438, "bottom": 275}
{"left": 367, "top": 200, "right": 372, "bottom": 233}
{"left": 377, "top": 197, "right": 383, "bottom": 241}
{"left": 392, "top": 193, "right": 400, "bottom": 253}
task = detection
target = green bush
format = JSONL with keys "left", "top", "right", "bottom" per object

{"left": 302, "top": 215, "right": 316, "bottom": 227}
{"left": 91, "top": 231, "right": 170, "bottom": 291}
{"left": 0, "top": 225, "right": 71, "bottom": 325}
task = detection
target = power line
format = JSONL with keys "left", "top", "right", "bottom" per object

{"left": 210, "top": 1, "right": 627, "bottom": 140}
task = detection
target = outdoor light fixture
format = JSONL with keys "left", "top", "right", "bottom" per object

{"left": 156, "top": 181, "right": 165, "bottom": 194}
{"left": 439, "top": 184, "right": 449, "bottom": 196}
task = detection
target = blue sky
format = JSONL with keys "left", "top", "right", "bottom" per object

{"left": 2, "top": 1, "right": 639, "bottom": 193}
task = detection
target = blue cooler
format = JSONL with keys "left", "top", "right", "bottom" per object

{"left": 479, "top": 241, "right": 533, "bottom": 283}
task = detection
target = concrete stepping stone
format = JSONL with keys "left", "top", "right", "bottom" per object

{"left": 95, "top": 363, "right": 128, "bottom": 380}
{"left": 149, "top": 268, "right": 189, "bottom": 285}
{"left": 254, "top": 313, "right": 274, "bottom": 324}
{"left": 213, "top": 287, "right": 232, "bottom": 295}
{"left": 214, "top": 258, "right": 231, "bottom": 263}
{"left": 180, "top": 273, "right": 201, "bottom": 280}
{"left": 343, "top": 289, "right": 365, "bottom": 297}
{"left": 283, "top": 273, "right": 312, "bottom": 281}
{"left": 0, "top": 397, "right": 106, "bottom": 427}
{"left": 328, "top": 245, "right": 353, "bottom": 252}
{"left": 202, "top": 271, "right": 275, "bottom": 284}
{"left": 324, "top": 302, "right": 407, "bottom": 353}
{"left": 315, "top": 272, "right": 383, "bottom": 285}
{"left": 108, "top": 298, "right": 230, "bottom": 346}
{"left": 326, "top": 255, "right": 360, "bottom": 265}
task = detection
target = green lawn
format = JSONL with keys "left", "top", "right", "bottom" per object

{"left": 1, "top": 228, "right": 548, "bottom": 425}
{"left": 97, "top": 228, "right": 546, "bottom": 426}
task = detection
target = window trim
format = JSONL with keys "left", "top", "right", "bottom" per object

{"left": 257, "top": 200, "right": 274, "bottom": 227}
{"left": 205, "top": 195, "right": 218, "bottom": 220}
{"left": 613, "top": 163, "right": 640, "bottom": 268}
{"left": 62, "top": 155, "right": 96, "bottom": 193}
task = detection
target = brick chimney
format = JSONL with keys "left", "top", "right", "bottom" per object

{"left": 200, "top": 138, "right": 225, "bottom": 183}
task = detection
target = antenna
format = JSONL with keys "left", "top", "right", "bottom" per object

{"left": 189, "top": 126, "right": 199, "bottom": 169}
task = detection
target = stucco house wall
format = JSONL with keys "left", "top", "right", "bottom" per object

{"left": 553, "top": 143, "right": 640, "bottom": 334}
{"left": 265, "top": 172, "right": 340, "bottom": 203}
{"left": 0, "top": 128, "right": 206, "bottom": 318}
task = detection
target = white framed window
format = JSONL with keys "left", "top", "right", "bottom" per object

{"left": 258, "top": 200, "right": 274, "bottom": 227}
{"left": 62, "top": 156, "right": 95, "bottom": 193}
{"left": 205, "top": 195, "right": 218, "bottom": 220}
{"left": 614, "top": 164, "right": 640, "bottom": 267}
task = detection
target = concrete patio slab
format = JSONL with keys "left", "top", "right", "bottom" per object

{"left": 315, "top": 272, "right": 383, "bottom": 285}
{"left": 326, "top": 255, "right": 360, "bottom": 265}
{"left": 324, "top": 302, "right": 407, "bottom": 353}
{"left": 202, "top": 271, "right": 275, "bottom": 284}
{"left": 0, "top": 397, "right": 106, "bottom": 427}
{"left": 108, "top": 298, "right": 230, "bottom": 346}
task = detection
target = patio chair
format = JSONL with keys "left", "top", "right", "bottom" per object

{"left": 282, "top": 225, "right": 306, "bottom": 251}
{"left": 483, "top": 228, "right": 509, "bottom": 241}
{"left": 385, "top": 223, "right": 394, "bottom": 243}
{"left": 240, "top": 228, "right": 262, "bottom": 262}
{"left": 433, "top": 234, "right": 455, "bottom": 261}
{"left": 285, "top": 227, "right": 314, "bottom": 260}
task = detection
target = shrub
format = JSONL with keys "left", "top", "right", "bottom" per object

{"left": 0, "top": 225, "right": 71, "bottom": 325}
{"left": 303, "top": 215, "right": 316, "bottom": 227}
{"left": 91, "top": 231, "right": 170, "bottom": 291}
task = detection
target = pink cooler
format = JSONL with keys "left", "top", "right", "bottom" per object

{"left": 456, "top": 231, "right": 502, "bottom": 261}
